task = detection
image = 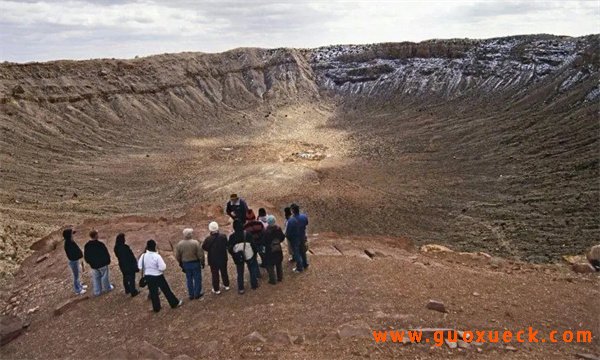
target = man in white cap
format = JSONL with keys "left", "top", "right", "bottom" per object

{"left": 202, "top": 221, "right": 230, "bottom": 294}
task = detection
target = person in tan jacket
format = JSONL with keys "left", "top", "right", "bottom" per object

{"left": 175, "top": 228, "right": 205, "bottom": 300}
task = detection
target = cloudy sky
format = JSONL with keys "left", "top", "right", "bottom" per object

{"left": 0, "top": 0, "right": 597, "bottom": 63}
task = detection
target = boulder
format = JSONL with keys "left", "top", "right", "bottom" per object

{"left": 337, "top": 321, "right": 371, "bottom": 339}
{"left": 445, "top": 339, "right": 458, "bottom": 349}
{"left": 271, "top": 330, "right": 294, "bottom": 345}
{"left": 0, "top": 315, "right": 25, "bottom": 346}
{"left": 426, "top": 300, "right": 447, "bottom": 313}
{"left": 53, "top": 295, "right": 90, "bottom": 316}
{"left": 563, "top": 255, "right": 586, "bottom": 264}
{"left": 572, "top": 263, "right": 595, "bottom": 274}
{"left": 576, "top": 354, "right": 600, "bottom": 360}
{"left": 586, "top": 245, "right": 600, "bottom": 264}
{"left": 243, "top": 331, "right": 267, "bottom": 344}
{"left": 420, "top": 244, "right": 453, "bottom": 253}
{"left": 292, "top": 335, "right": 306, "bottom": 345}
{"left": 457, "top": 340, "right": 471, "bottom": 349}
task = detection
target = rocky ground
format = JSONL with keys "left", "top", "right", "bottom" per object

{"left": 0, "top": 208, "right": 598, "bottom": 359}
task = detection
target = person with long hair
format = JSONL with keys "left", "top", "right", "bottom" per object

{"left": 113, "top": 233, "right": 139, "bottom": 297}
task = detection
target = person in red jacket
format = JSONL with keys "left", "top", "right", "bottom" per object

{"left": 244, "top": 209, "right": 265, "bottom": 274}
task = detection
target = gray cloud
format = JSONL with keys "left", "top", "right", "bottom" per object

{"left": 0, "top": 0, "right": 597, "bottom": 63}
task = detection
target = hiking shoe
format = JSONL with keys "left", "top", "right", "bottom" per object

{"left": 77, "top": 289, "right": 87, "bottom": 295}
{"left": 238, "top": 289, "right": 245, "bottom": 295}
{"left": 82, "top": 284, "right": 88, "bottom": 289}
{"left": 292, "top": 268, "right": 303, "bottom": 273}
{"left": 224, "top": 286, "right": 230, "bottom": 291}
{"left": 109, "top": 284, "right": 115, "bottom": 291}
{"left": 212, "top": 289, "right": 221, "bottom": 295}
{"left": 174, "top": 300, "right": 183, "bottom": 308}
{"left": 131, "top": 290, "right": 140, "bottom": 297}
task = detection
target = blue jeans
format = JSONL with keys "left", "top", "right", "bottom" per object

{"left": 68, "top": 260, "right": 83, "bottom": 293}
{"left": 182, "top": 261, "right": 202, "bottom": 299}
{"left": 292, "top": 239, "right": 304, "bottom": 271}
{"left": 91, "top": 266, "right": 112, "bottom": 296}
{"left": 236, "top": 258, "right": 258, "bottom": 291}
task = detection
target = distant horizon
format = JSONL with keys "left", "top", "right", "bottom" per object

{"left": 1, "top": 0, "right": 597, "bottom": 63}
{"left": 3, "top": 32, "right": 598, "bottom": 65}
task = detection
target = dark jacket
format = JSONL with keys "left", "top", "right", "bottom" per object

{"left": 114, "top": 235, "right": 139, "bottom": 274}
{"left": 202, "top": 232, "right": 228, "bottom": 267}
{"left": 228, "top": 221, "right": 256, "bottom": 265}
{"left": 286, "top": 213, "right": 309, "bottom": 243}
{"left": 84, "top": 239, "right": 111, "bottom": 270}
{"left": 63, "top": 229, "right": 83, "bottom": 261}
{"left": 262, "top": 225, "right": 285, "bottom": 266}
{"left": 226, "top": 199, "right": 248, "bottom": 223}
{"left": 244, "top": 220, "right": 265, "bottom": 251}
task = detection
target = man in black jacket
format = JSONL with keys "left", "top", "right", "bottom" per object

{"left": 63, "top": 228, "right": 87, "bottom": 295}
{"left": 202, "top": 221, "right": 230, "bottom": 295}
{"left": 226, "top": 194, "right": 248, "bottom": 224}
{"left": 84, "top": 230, "right": 114, "bottom": 296}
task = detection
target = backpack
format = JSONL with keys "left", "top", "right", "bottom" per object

{"left": 233, "top": 237, "right": 254, "bottom": 262}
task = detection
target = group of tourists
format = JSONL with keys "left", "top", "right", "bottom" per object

{"left": 62, "top": 194, "right": 310, "bottom": 312}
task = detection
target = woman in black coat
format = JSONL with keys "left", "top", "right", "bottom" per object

{"left": 114, "top": 233, "right": 140, "bottom": 297}
{"left": 262, "top": 215, "right": 285, "bottom": 284}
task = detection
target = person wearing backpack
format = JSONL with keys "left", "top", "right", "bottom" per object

{"left": 263, "top": 215, "right": 285, "bottom": 284}
{"left": 63, "top": 228, "right": 87, "bottom": 295}
{"left": 202, "top": 221, "right": 230, "bottom": 294}
{"left": 228, "top": 220, "right": 258, "bottom": 294}
{"left": 244, "top": 209, "right": 266, "bottom": 274}
{"left": 113, "top": 233, "right": 140, "bottom": 297}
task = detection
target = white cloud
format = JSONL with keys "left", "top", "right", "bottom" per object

{"left": 0, "top": 0, "right": 597, "bottom": 62}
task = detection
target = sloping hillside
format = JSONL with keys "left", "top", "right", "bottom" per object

{"left": 0, "top": 34, "right": 598, "bottom": 282}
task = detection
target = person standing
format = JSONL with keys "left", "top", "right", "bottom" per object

{"left": 228, "top": 220, "right": 258, "bottom": 294}
{"left": 283, "top": 207, "right": 293, "bottom": 262}
{"left": 83, "top": 230, "right": 114, "bottom": 296}
{"left": 292, "top": 204, "right": 310, "bottom": 271}
{"left": 175, "top": 228, "right": 205, "bottom": 300}
{"left": 63, "top": 228, "right": 87, "bottom": 295}
{"left": 257, "top": 208, "right": 269, "bottom": 229}
{"left": 139, "top": 239, "right": 182, "bottom": 312}
{"left": 113, "top": 233, "right": 140, "bottom": 297}
{"left": 263, "top": 215, "right": 285, "bottom": 284}
{"left": 202, "top": 222, "right": 230, "bottom": 294}
{"left": 244, "top": 210, "right": 265, "bottom": 272}
{"left": 226, "top": 194, "right": 248, "bottom": 224}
